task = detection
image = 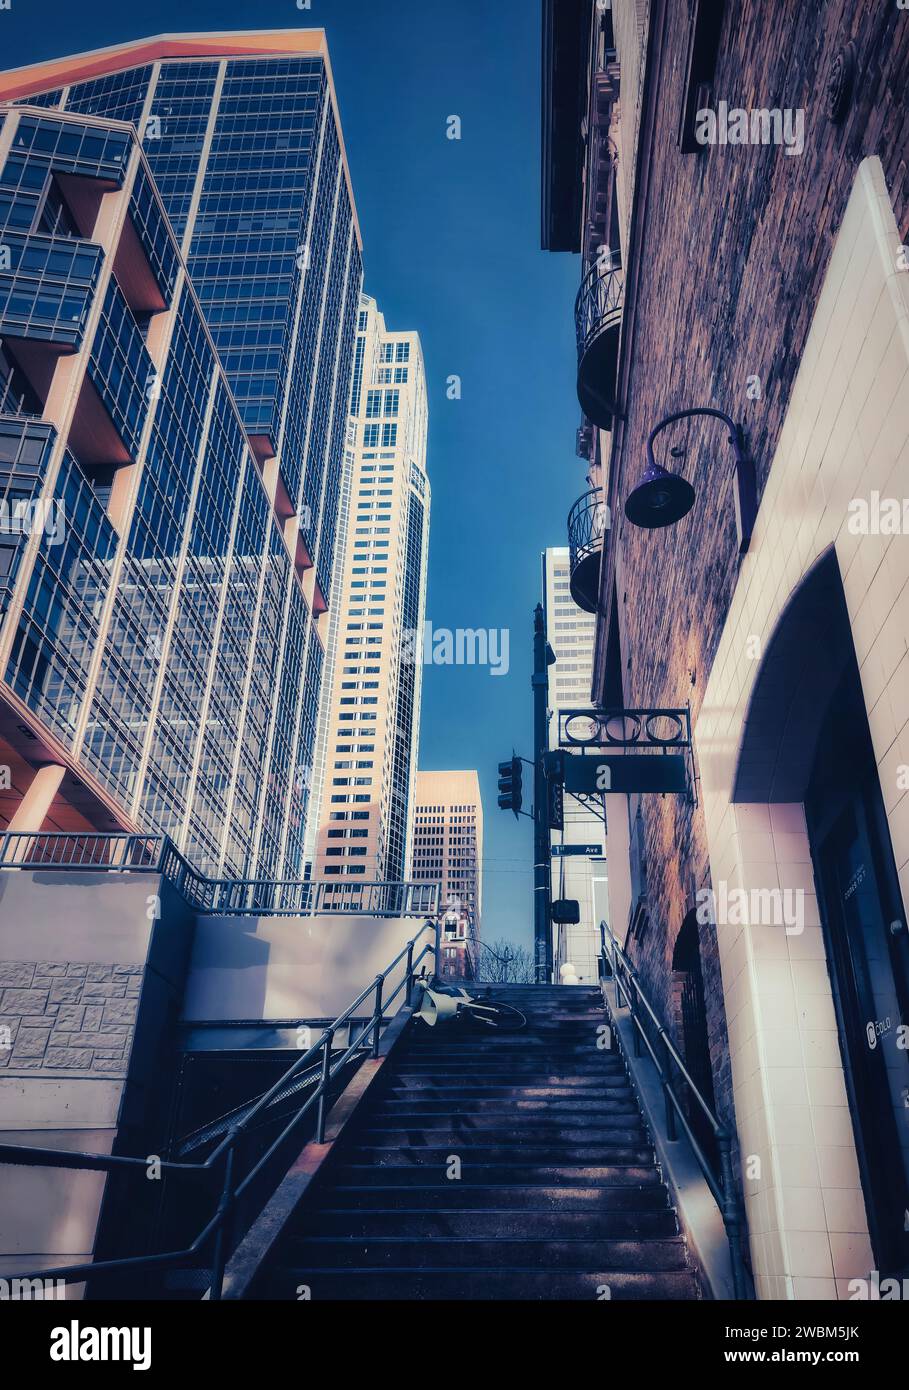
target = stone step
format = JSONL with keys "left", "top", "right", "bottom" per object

{"left": 346, "top": 1143, "right": 654, "bottom": 1165}
{"left": 302, "top": 1208, "right": 680, "bottom": 1239}
{"left": 325, "top": 1183, "right": 671, "bottom": 1212}
{"left": 369, "top": 1099, "right": 638, "bottom": 1117}
{"left": 403, "top": 1039, "right": 617, "bottom": 1049}
{"left": 284, "top": 1236, "right": 691, "bottom": 1272}
{"left": 355, "top": 1118, "right": 647, "bottom": 1136}
{"left": 257, "top": 1267, "right": 699, "bottom": 1300}
{"left": 361, "top": 1120, "right": 643, "bottom": 1139}
{"left": 396, "top": 1051, "right": 621, "bottom": 1063}
{"left": 383, "top": 1083, "right": 626, "bottom": 1099}
{"left": 392, "top": 1066, "right": 623, "bottom": 1079}
{"left": 332, "top": 1163, "right": 662, "bottom": 1186}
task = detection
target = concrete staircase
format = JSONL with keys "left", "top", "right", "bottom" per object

{"left": 251, "top": 984, "right": 700, "bottom": 1299}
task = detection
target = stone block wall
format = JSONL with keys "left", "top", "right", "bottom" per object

{"left": 0, "top": 962, "right": 142, "bottom": 1076}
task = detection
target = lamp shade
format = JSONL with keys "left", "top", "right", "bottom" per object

{"left": 624, "top": 461, "right": 695, "bottom": 529}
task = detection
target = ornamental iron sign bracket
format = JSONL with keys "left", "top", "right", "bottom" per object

{"left": 550, "top": 706, "right": 694, "bottom": 802}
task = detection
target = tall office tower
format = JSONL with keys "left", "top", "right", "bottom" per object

{"left": 544, "top": 547, "right": 604, "bottom": 984}
{"left": 412, "top": 771, "right": 483, "bottom": 977}
{"left": 0, "top": 31, "right": 363, "bottom": 879}
{"left": 312, "top": 295, "right": 430, "bottom": 891}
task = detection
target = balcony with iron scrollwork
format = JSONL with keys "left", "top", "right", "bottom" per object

{"left": 567, "top": 487, "right": 610, "bottom": 614}
{"left": 574, "top": 251, "right": 624, "bottom": 430}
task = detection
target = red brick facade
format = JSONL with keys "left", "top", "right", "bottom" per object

{"left": 595, "top": 0, "right": 909, "bottom": 1127}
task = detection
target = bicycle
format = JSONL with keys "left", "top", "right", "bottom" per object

{"left": 412, "top": 969, "right": 526, "bottom": 1032}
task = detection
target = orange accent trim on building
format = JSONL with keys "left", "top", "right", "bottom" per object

{"left": 0, "top": 30, "right": 363, "bottom": 249}
{"left": 0, "top": 30, "right": 324, "bottom": 101}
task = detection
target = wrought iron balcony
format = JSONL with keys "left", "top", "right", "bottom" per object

{"left": 574, "top": 251, "right": 624, "bottom": 430}
{"left": 567, "top": 488, "right": 610, "bottom": 613}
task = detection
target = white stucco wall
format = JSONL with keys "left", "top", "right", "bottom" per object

{"left": 696, "top": 157, "right": 909, "bottom": 1298}
{"left": 182, "top": 912, "right": 429, "bottom": 1022}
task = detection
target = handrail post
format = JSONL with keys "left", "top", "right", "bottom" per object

{"left": 316, "top": 1030, "right": 334, "bottom": 1143}
{"left": 372, "top": 975, "right": 384, "bottom": 1058}
{"left": 405, "top": 940, "right": 414, "bottom": 1005}
{"left": 717, "top": 1123, "right": 750, "bottom": 1299}
{"left": 209, "top": 1139, "right": 236, "bottom": 1301}
{"left": 630, "top": 975, "right": 642, "bottom": 1058}
{"left": 660, "top": 1030, "right": 677, "bottom": 1140}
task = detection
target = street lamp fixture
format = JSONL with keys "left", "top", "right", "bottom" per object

{"left": 624, "top": 407, "right": 757, "bottom": 552}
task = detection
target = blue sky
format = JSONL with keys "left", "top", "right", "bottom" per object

{"left": 3, "top": 0, "right": 582, "bottom": 949}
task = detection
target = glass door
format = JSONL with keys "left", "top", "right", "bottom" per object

{"left": 814, "top": 792, "right": 909, "bottom": 1275}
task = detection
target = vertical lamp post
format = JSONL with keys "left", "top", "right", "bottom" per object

{"left": 532, "top": 604, "right": 556, "bottom": 983}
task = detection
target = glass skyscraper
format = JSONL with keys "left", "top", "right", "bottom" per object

{"left": 0, "top": 33, "right": 363, "bottom": 879}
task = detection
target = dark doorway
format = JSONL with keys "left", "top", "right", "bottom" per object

{"left": 673, "top": 909, "right": 718, "bottom": 1168}
{"left": 733, "top": 547, "right": 909, "bottom": 1275}
{"left": 806, "top": 658, "right": 909, "bottom": 1277}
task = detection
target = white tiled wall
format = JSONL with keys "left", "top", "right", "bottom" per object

{"left": 696, "top": 158, "right": 909, "bottom": 1299}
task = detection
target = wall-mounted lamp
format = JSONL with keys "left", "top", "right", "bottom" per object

{"left": 624, "top": 407, "right": 757, "bottom": 553}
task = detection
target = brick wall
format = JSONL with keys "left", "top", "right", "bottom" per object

{"left": 600, "top": 0, "right": 909, "bottom": 1128}
{"left": 0, "top": 961, "right": 142, "bottom": 1076}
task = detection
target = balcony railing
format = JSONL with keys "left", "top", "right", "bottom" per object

{"left": 567, "top": 488, "right": 610, "bottom": 613}
{"left": 0, "top": 831, "right": 440, "bottom": 919}
{"left": 574, "top": 252, "right": 624, "bottom": 430}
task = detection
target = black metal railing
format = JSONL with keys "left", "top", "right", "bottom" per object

{"left": 0, "top": 832, "right": 439, "bottom": 919}
{"left": 0, "top": 831, "right": 163, "bottom": 870}
{"left": 0, "top": 919, "right": 440, "bottom": 1300}
{"left": 599, "top": 919, "right": 752, "bottom": 1299}
{"left": 574, "top": 251, "right": 624, "bottom": 362}
{"left": 204, "top": 878, "right": 441, "bottom": 918}
{"left": 567, "top": 488, "right": 611, "bottom": 612}
{"left": 568, "top": 488, "right": 610, "bottom": 570}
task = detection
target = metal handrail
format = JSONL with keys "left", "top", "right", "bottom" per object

{"left": 205, "top": 878, "right": 441, "bottom": 918}
{"left": 599, "top": 919, "right": 752, "bottom": 1299}
{"left": 574, "top": 252, "right": 624, "bottom": 359}
{"left": 0, "top": 832, "right": 439, "bottom": 918}
{"left": 0, "top": 831, "right": 164, "bottom": 870}
{"left": 0, "top": 918, "right": 440, "bottom": 1299}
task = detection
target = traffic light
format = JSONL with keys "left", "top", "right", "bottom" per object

{"left": 497, "top": 755, "right": 523, "bottom": 818}
{"left": 544, "top": 749, "right": 564, "bottom": 831}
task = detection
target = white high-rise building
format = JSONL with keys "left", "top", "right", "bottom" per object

{"left": 412, "top": 770, "right": 483, "bottom": 978}
{"left": 543, "top": 547, "right": 606, "bottom": 984}
{"left": 312, "top": 295, "right": 430, "bottom": 888}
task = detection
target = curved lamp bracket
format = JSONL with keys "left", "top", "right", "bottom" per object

{"left": 631, "top": 406, "right": 756, "bottom": 553}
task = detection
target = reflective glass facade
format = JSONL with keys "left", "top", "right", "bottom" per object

{"left": 0, "top": 37, "right": 362, "bottom": 880}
